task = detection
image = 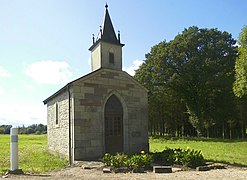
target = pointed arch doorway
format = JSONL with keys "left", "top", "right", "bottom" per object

{"left": 104, "top": 95, "right": 123, "bottom": 154}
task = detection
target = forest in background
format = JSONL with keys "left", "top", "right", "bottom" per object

{"left": 135, "top": 26, "right": 247, "bottom": 139}
{"left": 0, "top": 124, "right": 47, "bottom": 134}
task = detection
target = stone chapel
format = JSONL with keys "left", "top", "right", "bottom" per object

{"left": 43, "top": 5, "right": 149, "bottom": 163}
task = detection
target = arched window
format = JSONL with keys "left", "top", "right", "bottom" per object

{"left": 109, "top": 48, "right": 114, "bottom": 64}
{"left": 55, "top": 103, "right": 59, "bottom": 125}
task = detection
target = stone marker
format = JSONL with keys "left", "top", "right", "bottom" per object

{"left": 9, "top": 128, "right": 24, "bottom": 175}
{"left": 10, "top": 128, "right": 18, "bottom": 171}
{"left": 153, "top": 166, "right": 172, "bottom": 173}
{"left": 103, "top": 167, "right": 111, "bottom": 173}
{"left": 84, "top": 166, "right": 92, "bottom": 169}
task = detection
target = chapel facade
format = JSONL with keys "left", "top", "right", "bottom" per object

{"left": 43, "top": 5, "right": 149, "bottom": 163}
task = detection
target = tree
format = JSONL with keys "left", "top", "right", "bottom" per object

{"left": 234, "top": 26, "right": 247, "bottom": 98}
{"left": 233, "top": 26, "right": 247, "bottom": 138}
{"left": 135, "top": 26, "right": 238, "bottom": 137}
{"left": 238, "top": 26, "right": 247, "bottom": 48}
{"left": 167, "top": 27, "right": 237, "bottom": 136}
{"left": 0, "top": 127, "right": 5, "bottom": 134}
{"left": 0, "top": 125, "right": 13, "bottom": 134}
{"left": 135, "top": 41, "right": 190, "bottom": 137}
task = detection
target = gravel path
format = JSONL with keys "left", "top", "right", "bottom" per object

{"left": 3, "top": 161, "right": 247, "bottom": 180}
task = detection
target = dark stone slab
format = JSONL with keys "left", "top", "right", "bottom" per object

{"left": 132, "top": 167, "right": 145, "bottom": 173}
{"left": 114, "top": 167, "right": 128, "bottom": 173}
{"left": 153, "top": 166, "right": 172, "bottom": 173}
{"left": 84, "top": 166, "right": 98, "bottom": 170}
{"left": 196, "top": 166, "right": 211, "bottom": 171}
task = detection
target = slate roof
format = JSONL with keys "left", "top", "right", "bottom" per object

{"left": 89, "top": 4, "right": 124, "bottom": 51}
{"left": 101, "top": 4, "right": 119, "bottom": 44}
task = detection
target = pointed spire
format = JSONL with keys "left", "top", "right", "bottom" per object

{"left": 101, "top": 4, "right": 119, "bottom": 44}
{"left": 89, "top": 4, "right": 124, "bottom": 51}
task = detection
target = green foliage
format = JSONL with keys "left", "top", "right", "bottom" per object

{"left": 179, "top": 148, "right": 205, "bottom": 167}
{"left": 0, "top": 124, "right": 47, "bottom": 134}
{"left": 234, "top": 26, "right": 247, "bottom": 98}
{"left": 128, "top": 152, "right": 152, "bottom": 168}
{"left": 233, "top": 26, "right": 247, "bottom": 138}
{"left": 238, "top": 26, "right": 247, "bottom": 48}
{"left": 0, "top": 125, "right": 12, "bottom": 134}
{"left": 151, "top": 147, "right": 175, "bottom": 165}
{"left": 135, "top": 26, "right": 239, "bottom": 138}
{"left": 234, "top": 48, "right": 247, "bottom": 97}
{"left": 0, "top": 127, "right": 5, "bottom": 134}
{"left": 101, "top": 152, "right": 152, "bottom": 169}
{"left": 0, "top": 134, "right": 68, "bottom": 175}
{"left": 151, "top": 147, "right": 204, "bottom": 167}
{"left": 101, "top": 148, "right": 205, "bottom": 169}
{"left": 101, "top": 153, "right": 128, "bottom": 167}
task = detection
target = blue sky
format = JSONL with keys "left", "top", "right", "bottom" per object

{"left": 0, "top": 0, "right": 246, "bottom": 126}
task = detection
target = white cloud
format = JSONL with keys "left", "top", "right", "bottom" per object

{"left": 0, "top": 103, "right": 47, "bottom": 126}
{"left": 0, "top": 66, "right": 10, "bottom": 77}
{"left": 24, "top": 60, "right": 73, "bottom": 84}
{"left": 123, "top": 59, "right": 144, "bottom": 76}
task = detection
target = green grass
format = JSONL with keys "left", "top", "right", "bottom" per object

{"left": 150, "top": 136, "right": 247, "bottom": 166}
{"left": 1, "top": 134, "right": 246, "bottom": 175}
{"left": 0, "top": 134, "right": 68, "bottom": 175}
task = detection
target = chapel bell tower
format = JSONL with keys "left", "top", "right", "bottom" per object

{"left": 89, "top": 4, "right": 125, "bottom": 71}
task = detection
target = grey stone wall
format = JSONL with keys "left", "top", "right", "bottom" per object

{"left": 46, "top": 90, "right": 70, "bottom": 159}
{"left": 71, "top": 68, "right": 149, "bottom": 160}
{"left": 46, "top": 68, "right": 149, "bottom": 161}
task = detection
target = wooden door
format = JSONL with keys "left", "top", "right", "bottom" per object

{"left": 104, "top": 95, "right": 123, "bottom": 154}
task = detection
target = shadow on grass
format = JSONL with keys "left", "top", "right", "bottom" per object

{"left": 150, "top": 135, "right": 247, "bottom": 143}
{"left": 206, "top": 159, "right": 247, "bottom": 168}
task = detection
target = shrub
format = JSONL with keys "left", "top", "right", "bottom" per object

{"left": 128, "top": 152, "right": 152, "bottom": 168}
{"left": 101, "top": 151, "right": 152, "bottom": 169}
{"left": 101, "top": 148, "right": 205, "bottom": 170}
{"left": 173, "top": 148, "right": 184, "bottom": 164}
{"left": 101, "top": 153, "right": 114, "bottom": 166}
{"left": 180, "top": 148, "right": 205, "bottom": 167}
{"left": 152, "top": 147, "right": 175, "bottom": 165}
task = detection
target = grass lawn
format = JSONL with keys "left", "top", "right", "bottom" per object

{"left": 150, "top": 136, "right": 247, "bottom": 166}
{"left": 1, "top": 134, "right": 246, "bottom": 175}
{"left": 0, "top": 134, "right": 68, "bottom": 175}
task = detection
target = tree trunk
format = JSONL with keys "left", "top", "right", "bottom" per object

{"left": 182, "top": 123, "right": 184, "bottom": 137}
{"left": 154, "top": 122, "right": 156, "bottom": 135}
{"left": 222, "top": 123, "right": 225, "bottom": 139}
{"left": 229, "top": 121, "right": 232, "bottom": 139}
{"left": 241, "top": 122, "right": 244, "bottom": 139}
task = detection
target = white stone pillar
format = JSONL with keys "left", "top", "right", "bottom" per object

{"left": 10, "top": 128, "right": 18, "bottom": 171}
